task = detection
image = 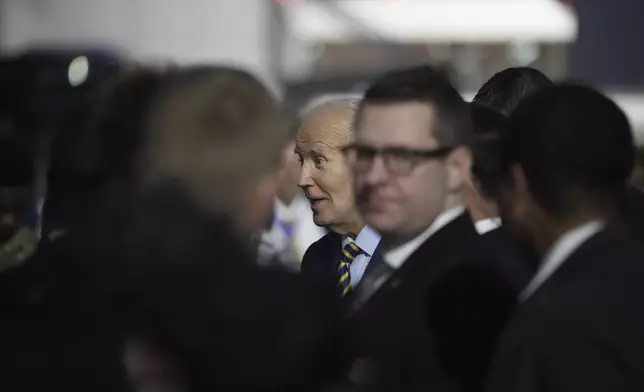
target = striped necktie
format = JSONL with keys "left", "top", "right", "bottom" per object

{"left": 338, "top": 242, "right": 362, "bottom": 297}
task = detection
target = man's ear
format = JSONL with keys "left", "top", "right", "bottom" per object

{"left": 446, "top": 146, "right": 472, "bottom": 192}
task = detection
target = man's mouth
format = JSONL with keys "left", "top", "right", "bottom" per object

{"left": 308, "top": 198, "right": 326, "bottom": 205}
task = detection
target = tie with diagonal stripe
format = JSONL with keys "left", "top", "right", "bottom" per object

{"left": 338, "top": 242, "right": 362, "bottom": 297}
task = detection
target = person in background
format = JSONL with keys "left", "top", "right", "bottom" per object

{"left": 298, "top": 99, "right": 381, "bottom": 300}
{"left": 486, "top": 84, "right": 644, "bottom": 392}
{"left": 0, "top": 65, "right": 349, "bottom": 392}
{"left": 0, "top": 138, "right": 37, "bottom": 274}
{"left": 345, "top": 65, "right": 515, "bottom": 392}
{"left": 256, "top": 136, "right": 325, "bottom": 271}
{"left": 473, "top": 67, "right": 553, "bottom": 115}
{"left": 463, "top": 103, "right": 535, "bottom": 292}
{"left": 0, "top": 137, "right": 42, "bottom": 315}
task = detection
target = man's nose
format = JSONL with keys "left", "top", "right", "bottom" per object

{"left": 298, "top": 162, "right": 314, "bottom": 188}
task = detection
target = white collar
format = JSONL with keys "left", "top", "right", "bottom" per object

{"left": 274, "top": 194, "right": 306, "bottom": 220}
{"left": 474, "top": 217, "right": 502, "bottom": 235}
{"left": 519, "top": 220, "right": 605, "bottom": 301}
{"left": 383, "top": 205, "right": 466, "bottom": 269}
{"left": 342, "top": 225, "right": 381, "bottom": 257}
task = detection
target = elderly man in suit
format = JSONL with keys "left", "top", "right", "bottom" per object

{"left": 298, "top": 98, "right": 381, "bottom": 300}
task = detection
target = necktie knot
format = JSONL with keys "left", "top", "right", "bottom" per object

{"left": 338, "top": 242, "right": 362, "bottom": 297}
{"left": 342, "top": 242, "right": 362, "bottom": 262}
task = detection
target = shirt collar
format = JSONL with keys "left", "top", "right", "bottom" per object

{"left": 383, "top": 205, "right": 466, "bottom": 269}
{"left": 519, "top": 220, "right": 605, "bottom": 301}
{"left": 474, "top": 217, "right": 502, "bottom": 235}
{"left": 274, "top": 195, "right": 306, "bottom": 221}
{"left": 342, "top": 224, "right": 381, "bottom": 257}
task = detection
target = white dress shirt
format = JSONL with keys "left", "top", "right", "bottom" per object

{"left": 519, "top": 220, "right": 605, "bottom": 301}
{"left": 474, "top": 217, "right": 502, "bottom": 235}
{"left": 257, "top": 195, "right": 326, "bottom": 269}
{"left": 341, "top": 225, "right": 381, "bottom": 286}
{"left": 383, "top": 205, "right": 466, "bottom": 270}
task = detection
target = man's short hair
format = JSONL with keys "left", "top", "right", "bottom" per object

{"left": 469, "top": 103, "right": 508, "bottom": 198}
{"left": 146, "top": 65, "right": 287, "bottom": 214}
{"left": 500, "top": 84, "right": 634, "bottom": 217}
{"left": 357, "top": 65, "right": 472, "bottom": 147}
{"left": 473, "top": 67, "right": 553, "bottom": 116}
{"left": 92, "top": 66, "right": 173, "bottom": 181}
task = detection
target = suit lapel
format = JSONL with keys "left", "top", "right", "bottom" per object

{"left": 351, "top": 213, "right": 475, "bottom": 317}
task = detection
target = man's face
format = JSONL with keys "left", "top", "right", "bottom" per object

{"left": 295, "top": 107, "right": 356, "bottom": 229}
{"left": 353, "top": 103, "right": 468, "bottom": 239}
{"left": 0, "top": 187, "right": 29, "bottom": 242}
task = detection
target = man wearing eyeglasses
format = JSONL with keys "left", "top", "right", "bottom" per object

{"left": 343, "top": 65, "right": 516, "bottom": 392}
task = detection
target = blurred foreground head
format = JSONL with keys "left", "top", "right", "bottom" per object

{"left": 146, "top": 66, "right": 288, "bottom": 234}
{"left": 473, "top": 67, "right": 553, "bottom": 115}
{"left": 495, "top": 84, "right": 634, "bottom": 255}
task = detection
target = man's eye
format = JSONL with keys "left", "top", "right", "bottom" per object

{"left": 315, "top": 157, "right": 326, "bottom": 166}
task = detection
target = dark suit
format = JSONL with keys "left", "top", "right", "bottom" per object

{"left": 479, "top": 226, "right": 536, "bottom": 292}
{"left": 0, "top": 185, "right": 349, "bottom": 392}
{"left": 301, "top": 212, "right": 517, "bottom": 392}
{"left": 622, "top": 184, "right": 644, "bottom": 241}
{"left": 486, "top": 224, "right": 644, "bottom": 392}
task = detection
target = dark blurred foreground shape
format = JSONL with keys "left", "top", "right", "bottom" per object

{"left": 0, "top": 62, "right": 353, "bottom": 392}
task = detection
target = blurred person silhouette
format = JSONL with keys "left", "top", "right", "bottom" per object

{"left": 0, "top": 137, "right": 43, "bottom": 313}
{"left": 255, "top": 133, "right": 325, "bottom": 270}
{"left": 473, "top": 67, "right": 553, "bottom": 116}
{"left": 3, "top": 65, "right": 349, "bottom": 392}
{"left": 0, "top": 65, "right": 177, "bottom": 392}
{"left": 0, "top": 138, "right": 38, "bottom": 273}
{"left": 463, "top": 103, "right": 535, "bottom": 292}
{"left": 486, "top": 84, "right": 644, "bottom": 392}
{"left": 344, "top": 65, "right": 515, "bottom": 392}
{"left": 296, "top": 99, "right": 382, "bottom": 302}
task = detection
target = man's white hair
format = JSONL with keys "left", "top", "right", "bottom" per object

{"left": 299, "top": 95, "right": 361, "bottom": 120}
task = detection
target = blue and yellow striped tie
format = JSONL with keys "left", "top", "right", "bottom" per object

{"left": 338, "top": 242, "right": 362, "bottom": 297}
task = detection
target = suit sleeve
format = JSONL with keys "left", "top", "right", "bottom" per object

{"left": 427, "top": 262, "right": 517, "bottom": 391}
{"left": 487, "top": 321, "right": 637, "bottom": 392}
{"left": 300, "top": 238, "right": 320, "bottom": 278}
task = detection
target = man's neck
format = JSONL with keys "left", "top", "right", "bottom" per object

{"left": 533, "top": 212, "right": 612, "bottom": 258}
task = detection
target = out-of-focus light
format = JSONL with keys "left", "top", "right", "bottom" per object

{"left": 68, "top": 56, "right": 89, "bottom": 87}
{"left": 275, "top": 0, "right": 297, "bottom": 5}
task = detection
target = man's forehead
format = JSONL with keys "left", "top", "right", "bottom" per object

{"left": 296, "top": 108, "right": 354, "bottom": 146}
{"left": 356, "top": 103, "right": 438, "bottom": 146}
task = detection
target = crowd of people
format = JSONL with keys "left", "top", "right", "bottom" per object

{"left": 0, "top": 61, "right": 643, "bottom": 392}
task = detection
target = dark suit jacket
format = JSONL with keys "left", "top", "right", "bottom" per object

{"left": 479, "top": 226, "right": 536, "bottom": 292}
{"left": 486, "top": 224, "right": 644, "bottom": 392}
{"left": 0, "top": 184, "right": 348, "bottom": 392}
{"left": 301, "top": 213, "right": 517, "bottom": 392}
{"left": 622, "top": 184, "right": 644, "bottom": 241}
